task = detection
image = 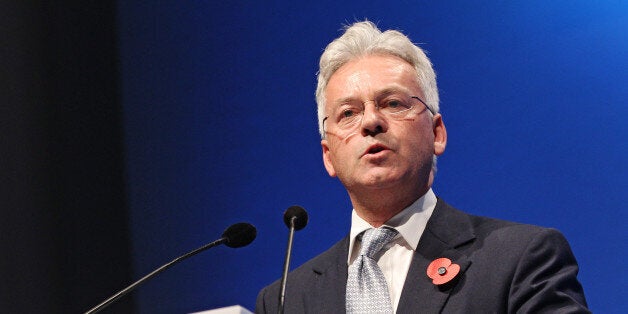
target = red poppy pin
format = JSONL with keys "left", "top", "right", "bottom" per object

{"left": 426, "top": 257, "right": 460, "bottom": 285}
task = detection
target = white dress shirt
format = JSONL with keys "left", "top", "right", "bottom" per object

{"left": 347, "top": 189, "right": 437, "bottom": 312}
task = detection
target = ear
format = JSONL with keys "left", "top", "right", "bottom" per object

{"left": 321, "top": 139, "right": 337, "bottom": 177}
{"left": 432, "top": 114, "right": 447, "bottom": 156}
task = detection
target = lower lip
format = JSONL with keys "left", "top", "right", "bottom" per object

{"left": 363, "top": 149, "right": 390, "bottom": 159}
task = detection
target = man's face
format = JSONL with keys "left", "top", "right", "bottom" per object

{"left": 321, "top": 54, "right": 446, "bottom": 195}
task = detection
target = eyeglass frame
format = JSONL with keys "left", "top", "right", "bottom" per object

{"left": 321, "top": 95, "right": 435, "bottom": 135}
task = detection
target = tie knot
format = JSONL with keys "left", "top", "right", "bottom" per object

{"left": 359, "top": 227, "right": 398, "bottom": 259}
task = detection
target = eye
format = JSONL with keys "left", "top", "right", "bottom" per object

{"left": 342, "top": 109, "right": 356, "bottom": 118}
{"left": 334, "top": 104, "right": 362, "bottom": 128}
{"left": 382, "top": 98, "right": 411, "bottom": 113}
{"left": 387, "top": 99, "right": 403, "bottom": 109}
{"left": 337, "top": 104, "right": 361, "bottom": 121}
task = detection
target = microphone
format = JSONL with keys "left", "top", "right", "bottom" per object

{"left": 278, "top": 206, "right": 308, "bottom": 314}
{"left": 223, "top": 222, "right": 257, "bottom": 248}
{"left": 283, "top": 205, "right": 308, "bottom": 231}
{"left": 85, "top": 222, "right": 256, "bottom": 314}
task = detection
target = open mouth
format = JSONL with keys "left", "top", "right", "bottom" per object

{"left": 365, "top": 144, "right": 388, "bottom": 155}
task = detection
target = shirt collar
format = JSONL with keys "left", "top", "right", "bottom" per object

{"left": 347, "top": 189, "right": 437, "bottom": 263}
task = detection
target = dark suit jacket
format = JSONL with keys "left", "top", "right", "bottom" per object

{"left": 256, "top": 199, "right": 589, "bottom": 313}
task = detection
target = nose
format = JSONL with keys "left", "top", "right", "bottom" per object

{"left": 360, "top": 101, "right": 387, "bottom": 136}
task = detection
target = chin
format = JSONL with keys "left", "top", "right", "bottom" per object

{"left": 359, "top": 174, "right": 402, "bottom": 189}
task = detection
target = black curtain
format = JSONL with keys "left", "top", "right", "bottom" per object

{"left": 1, "top": 2, "right": 134, "bottom": 313}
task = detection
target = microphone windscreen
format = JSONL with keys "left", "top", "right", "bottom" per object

{"left": 222, "top": 223, "right": 257, "bottom": 248}
{"left": 283, "top": 205, "right": 308, "bottom": 231}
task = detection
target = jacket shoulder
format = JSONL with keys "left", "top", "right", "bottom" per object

{"left": 255, "top": 236, "right": 349, "bottom": 313}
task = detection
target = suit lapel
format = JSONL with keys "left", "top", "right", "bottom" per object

{"left": 306, "top": 236, "right": 349, "bottom": 313}
{"left": 397, "top": 199, "right": 475, "bottom": 313}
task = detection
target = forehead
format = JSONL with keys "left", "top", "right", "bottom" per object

{"left": 325, "top": 54, "right": 420, "bottom": 105}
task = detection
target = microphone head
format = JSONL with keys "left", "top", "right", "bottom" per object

{"left": 283, "top": 205, "right": 308, "bottom": 231}
{"left": 222, "top": 223, "right": 257, "bottom": 248}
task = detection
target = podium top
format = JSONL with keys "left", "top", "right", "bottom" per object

{"left": 190, "top": 305, "right": 253, "bottom": 314}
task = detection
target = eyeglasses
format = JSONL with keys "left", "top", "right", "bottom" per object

{"left": 322, "top": 94, "right": 434, "bottom": 135}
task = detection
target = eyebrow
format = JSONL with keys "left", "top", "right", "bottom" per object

{"left": 331, "top": 85, "right": 414, "bottom": 106}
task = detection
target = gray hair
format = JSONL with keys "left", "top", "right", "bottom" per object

{"left": 315, "top": 21, "right": 440, "bottom": 139}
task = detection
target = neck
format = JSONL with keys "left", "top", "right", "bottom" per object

{"left": 349, "top": 185, "right": 430, "bottom": 227}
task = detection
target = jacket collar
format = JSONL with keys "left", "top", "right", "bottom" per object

{"left": 397, "top": 198, "right": 476, "bottom": 313}
{"left": 306, "top": 198, "right": 476, "bottom": 313}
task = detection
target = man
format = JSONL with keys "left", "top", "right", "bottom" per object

{"left": 256, "top": 21, "right": 589, "bottom": 313}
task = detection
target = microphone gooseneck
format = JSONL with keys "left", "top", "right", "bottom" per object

{"left": 85, "top": 222, "right": 256, "bottom": 314}
{"left": 278, "top": 205, "right": 308, "bottom": 314}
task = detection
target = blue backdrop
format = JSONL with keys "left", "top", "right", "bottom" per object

{"left": 118, "top": 1, "right": 627, "bottom": 313}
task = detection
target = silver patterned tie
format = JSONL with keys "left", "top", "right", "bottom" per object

{"left": 346, "top": 227, "right": 398, "bottom": 314}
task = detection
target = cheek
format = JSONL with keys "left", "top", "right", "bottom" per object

{"left": 330, "top": 146, "right": 351, "bottom": 168}
{"left": 328, "top": 135, "right": 357, "bottom": 157}
{"left": 399, "top": 128, "right": 434, "bottom": 158}
{"left": 327, "top": 142, "right": 360, "bottom": 175}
